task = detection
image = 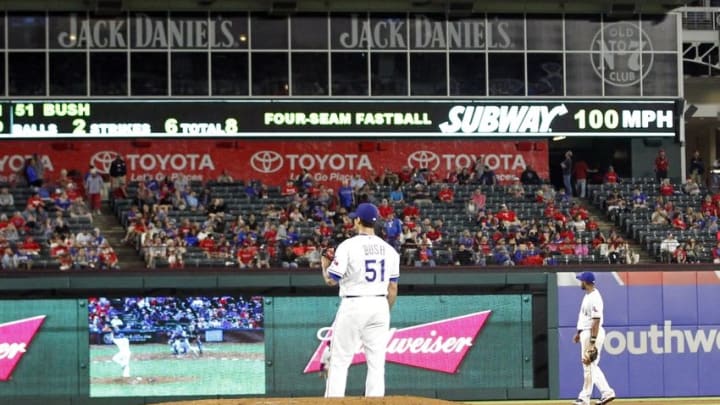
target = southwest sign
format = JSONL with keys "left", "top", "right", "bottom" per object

{"left": 0, "top": 316, "right": 46, "bottom": 381}
{"left": 304, "top": 311, "right": 492, "bottom": 374}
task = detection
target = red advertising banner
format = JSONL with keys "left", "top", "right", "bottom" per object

{"left": 0, "top": 139, "right": 548, "bottom": 186}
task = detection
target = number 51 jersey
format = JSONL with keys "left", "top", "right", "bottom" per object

{"left": 327, "top": 234, "right": 400, "bottom": 297}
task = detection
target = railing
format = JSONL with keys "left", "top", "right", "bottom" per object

{"left": 681, "top": 6, "right": 720, "bottom": 31}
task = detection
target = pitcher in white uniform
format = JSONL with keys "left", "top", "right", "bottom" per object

{"left": 321, "top": 202, "right": 400, "bottom": 398}
{"left": 572, "top": 272, "right": 616, "bottom": 405}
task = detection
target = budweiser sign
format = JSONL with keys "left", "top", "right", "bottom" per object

{"left": 303, "top": 311, "right": 491, "bottom": 374}
{"left": 0, "top": 316, "right": 46, "bottom": 381}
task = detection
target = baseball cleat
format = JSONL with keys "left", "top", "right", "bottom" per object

{"left": 595, "top": 396, "right": 615, "bottom": 405}
{"left": 571, "top": 399, "right": 588, "bottom": 405}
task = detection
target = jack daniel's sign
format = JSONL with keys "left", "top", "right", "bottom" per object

{"left": 52, "top": 13, "right": 517, "bottom": 50}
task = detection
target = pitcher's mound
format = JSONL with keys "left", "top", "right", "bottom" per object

{"left": 156, "top": 396, "right": 457, "bottom": 405}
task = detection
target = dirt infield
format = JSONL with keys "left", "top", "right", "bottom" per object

{"left": 156, "top": 397, "right": 720, "bottom": 405}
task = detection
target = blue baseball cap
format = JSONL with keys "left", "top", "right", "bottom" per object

{"left": 349, "top": 203, "right": 379, "bottom": 223}
{"left": 576, "top": 271, "right": 595, "bottom": 283}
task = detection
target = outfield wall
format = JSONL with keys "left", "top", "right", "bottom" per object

{"left": 555, "top": 271, "right": 720, "bottom": 399}
{"left": 0, "top": 269, "right": 717, "bottom": 404}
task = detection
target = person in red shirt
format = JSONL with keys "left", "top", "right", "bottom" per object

{"left": 398, "top": 166, "right": 412, "bottom": 185}
{"left": 586, "top": 217, "right": 599, "bottom": 231}
{"left": 568, "top": 203, "right": 589, "bottom": 220}
{"left": 655, "top": 149, "right": 669, "bottom": 182}
{"left": 671, "top": 213, "right": 687, "bottom": 230}
{"left": 402, "top": 203, "right": 420, "bottom": 220}
{"left": 496, "top": 204, "right": 519, "bottom": 226}
{"left": 199, "top": 236, "right": 216, "bottom": 258}
{"left": 9, "top": 211, "right": 25, "bottom": 230}
{"left": 20, "top": 236, "right": 41, "bottom": 256}
{"left": 26, "top": 192, "right": 44, "bottom": 210}
{"left": 99, "top": 244, "right": 119, "bottom": 270}
{"left": 377, "top": 199, "right": 394, "bottom": 219}
{"left": 659, "top": 179, "right": 674, "bottom": 196}
{"left": 573, "top": 159, "right": 589, "bottom": 198}
{"left": 559, "top": 238, "right": 576, "bottom": 255}
{"left": 237, "top": 243, "right": 258, "bottom": 269}
{"left": 424, "top": 225, "right": 443, "bottom": 242}
{"left": 281, "top": 180, "right": 298, "bottom": 197}
{"left": 437, "top": 185, "right": 454, "bottom": 203}
{"left": 603, "top": 166, "right": 619, "bottom": 184}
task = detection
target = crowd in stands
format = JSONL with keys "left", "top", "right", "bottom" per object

{"left": 111, "top": 158, "right": 641, "bottom": 269}
{"left": 88, "top": 295, "right": 264, "bottom": 333}
{"left": 0, "top": 155, "right": 118, "bottom": 270}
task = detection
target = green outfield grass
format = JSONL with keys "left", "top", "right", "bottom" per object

{"left": 90, "top": 342, "right": 265, "bottom": 397}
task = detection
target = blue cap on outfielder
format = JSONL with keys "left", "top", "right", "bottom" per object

{"left": 576, "top": 271, "right": 595, "bottom": 283}
{"left": 349, "top": 203, "right": 379, "bottom": 223}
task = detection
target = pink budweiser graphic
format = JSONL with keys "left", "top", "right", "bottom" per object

{"left": 304, "top": 311, "right": 491, "bottom": 374}
{"left": 0, "top": 315, "right": 46, "bottom": 381}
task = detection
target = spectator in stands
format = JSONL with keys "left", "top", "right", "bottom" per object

{"left": 0, "top": 188, "right": 14, "bottom": 207}
{"left": 389, "top": 186, "right": 404, "bottom": 205}
{"left": 379, "top": 168, "right": 399, "bottom": 188}
{"left": 603, "top": 166, "right": 619, "bottom": 184}
{"left": 99, "top": 242, "right": 119, "bottom": 270}
{"left": 453, "top": 243, "right": 475, "bottom": 266}
{"left": 414, "top": 241, "right": 436, "bottom": 267}
{"left": 492, "top": 239, "right": 514, "bottom": 266}
{"left": 685, "top": 239, "right": 701, "bottom": 264}
{"left": 410, "top": 182, "right": 432, "bottom": 205}
{"left": 477, "top": 165, "right": 497, "bottom": 186}
{"left": 689, "top": 150, "right": 705, "bottom": 185}
{"left": 254, "top": 244, "right": 272, "bottom": 269}
{"left": 520, "top": 165, "right": 542, "bottom": 186}
{"left": 402, "top": 201, "right": 421, "bottom": 221}
{"left": 54, "top": 190, "right": 72, "bottom": 214}
{"left": 655, "top": 149, "right": 669, "bottom": 182}
{"left": 659, "top": 178, "right": 674, "bottom": 196}
{"left": 337, "top": 179, "right": 354, "bottom": 210}
{"left": 701, "top": 195, "right": 716, "bottom": 216}
{"left": 383, "top": 212, "right": 402, "bottom": 249}
{"left": 659, "top": 232, "right": 679, "bottom": 263}
{"left": 109, "top": 153, "right": 127, "bottom": 191}
{"left": 507, "top": 179, "right": 524, "bottom": 200}
{"left": 651, "top": 204, "right": 670, "bottom": 225}
{"left": 673, "top": 243, "right": 688, "bottom": 264}
{"left": 671, "top": 212, "right": 687, "bottom": 230}
{"left": 24, "top": 156, "right": 42, "bottom": 188}
{"left": 1, "top": 247, "right": 19, "bottom": 269}
{"left": 350, "top": 173, "right": 366, "bottom": 191}
{"left": 496, "top": 204, "right": 520, "bottom": 228}
{"left": 85, "top": 168, "right": 104, "bottom": 215}
{"left": 457, "top": 167, "right": 472, "bottom": 185}
{"left": 437, "top": 184, "right": 454, "bottom": 203}
{"left": 683, "top": 178, "right": 701, "bottom": 196}
{"left": 573, "top": 158, "right": 589, "bottom": 198}
{"left": 560, "top": 150, "right": 573, "bottom": 196}
{"left": 377, "top": 199, "right": 394, "bottom": 220}
{"left": 237, "top": 242, "right": 257, "bottom": 269}
{"left": 631, "top": 188, "right": 648, "bottom": 209}
{"left": 216, "top": 169, "right": 234, "bottom": 183}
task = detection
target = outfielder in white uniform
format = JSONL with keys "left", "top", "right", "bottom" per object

{"left": 573, "top": 272, "right": 615, "bottom": 405}
{"left": 111, "top": 330, "right": 132, "bottom": 378}
{"left": 321, "top": 203, "right": 400, "bottom": 398}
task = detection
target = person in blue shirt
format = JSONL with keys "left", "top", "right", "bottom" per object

{"left": 389, "top": 186, "right": 404, "bottom": 205}
{"left": 337, "top": 180, "right": 354, "bottom": 210}
{"left": 383, "top": 212, "right": 403, "bottom": 250}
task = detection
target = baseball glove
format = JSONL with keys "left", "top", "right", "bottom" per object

{"left": 583, "top": 346, "right": 598, "bottom": 365}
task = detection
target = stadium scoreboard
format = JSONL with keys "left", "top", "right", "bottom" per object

{"left": 0, "top": 99, "right": 680, "bottom": 138}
